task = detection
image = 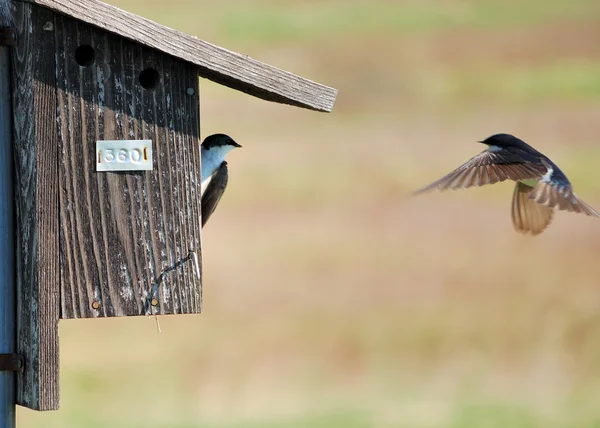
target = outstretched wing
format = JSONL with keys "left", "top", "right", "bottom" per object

{"left": 413, "top": 149, "right": 548, "bottom": 194}
{"left": 511, "top": 182, "right": 554, "bottom": 236}
{"left": 201, "top": 161, "right": 229, "bottom": 227}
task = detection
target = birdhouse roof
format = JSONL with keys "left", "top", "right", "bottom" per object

{"left": 21, "top": 0, "right": 337, "bottom": 112}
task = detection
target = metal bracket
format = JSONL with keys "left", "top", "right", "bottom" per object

{"left": 0, "top": 27, "right": 17, "bottom": 46}
{"left": 0, "top": 354, "right": 24, "bottom": 373}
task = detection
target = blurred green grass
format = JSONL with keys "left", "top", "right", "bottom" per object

{"left": 121, "top": 0, "right": 600, "bottom": 44}
{"left": 17, "top": 0, "right": 600, "bottom": 427}
{"left": 428, "top": 61, "right": 600, "bottom": 103}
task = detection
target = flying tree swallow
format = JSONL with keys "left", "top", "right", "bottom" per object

{"left": 200, "top": 133, "right": 241, "bottom": 227}
{"left": 414, "top": 133, "right": 599, "bottom": 235}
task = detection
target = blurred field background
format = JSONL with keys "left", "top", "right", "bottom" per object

{"left": 18, "top": 0, "right": 600, "bottom": 427}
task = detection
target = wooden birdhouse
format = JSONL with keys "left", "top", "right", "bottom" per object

{"left": 4, "top": 0, "right": 336, "bottom": 411}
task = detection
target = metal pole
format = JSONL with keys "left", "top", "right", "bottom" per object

{"left": 0, "top": 16, "right": 16, "bottom": 428}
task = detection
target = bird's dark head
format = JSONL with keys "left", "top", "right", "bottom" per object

{"left": 201, "top": 133, "right": 242, "bottom": 150}
{"left": 478, "top": 133, "right": 526, "bottom": 149}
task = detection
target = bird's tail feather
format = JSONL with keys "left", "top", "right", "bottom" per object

{"left": 529, "top": 182, "right": 600, "bottom": 217}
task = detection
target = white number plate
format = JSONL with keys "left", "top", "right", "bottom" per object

{"left": 96, "top": 140, "right": 153, "bottom": 172}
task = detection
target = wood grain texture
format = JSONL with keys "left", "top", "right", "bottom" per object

{"left": 12, "top": 2, "right": 60, "bottom": 411}
{"left": 0, "top": 0, "right": 11, "bottom": 25}
{"left": 19, "top": 0, "right": 337, "bottom": 112}
{"left": 55, "top": 14, "right": 203, "bottom": 319}
{"left": 0, "top": 32, "right": 16, "bottom": 428}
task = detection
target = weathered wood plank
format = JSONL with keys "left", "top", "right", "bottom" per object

{"left": 55, "top": 15, "right": 202, "bottom": 318}
{"left": 0, "top": 0, "right": 10, "bottom": 24}
{"left": 19, "top": 0, "right": 337, "bottom": 112}
{"left": 0, "top": 17, "right": 17, "bottom": 428}
{"left": 12, "top": 2, "right": 60, "bottom": 411}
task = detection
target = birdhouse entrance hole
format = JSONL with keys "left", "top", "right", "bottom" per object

{"left": 74, "top": 44, "right": 95, "bottom": 66}
{"left": 139, "top": 67, "right": 160, "bottom": 90}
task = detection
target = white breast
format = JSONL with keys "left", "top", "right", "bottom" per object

{"left": 201, "top": 146, "right": 233, "bottom": 181}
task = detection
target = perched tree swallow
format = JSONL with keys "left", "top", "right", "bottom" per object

{"left": 414, "top": 133, "right": 599, "bottom": 235}
{"left": 200, "top": 134, "right": 241, "bottom": 227}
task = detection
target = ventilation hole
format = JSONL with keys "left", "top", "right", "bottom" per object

{"left": 139, "top": 68, "right": 160, "bottom": 90}
{"left": 74, "top": 45, "right": 95, "bottom": 67}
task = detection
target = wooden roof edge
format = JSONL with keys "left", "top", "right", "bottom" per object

{"left": 18, "top": 0, "right": 338, "bottom": 112}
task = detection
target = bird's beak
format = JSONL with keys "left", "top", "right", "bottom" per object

{"left": 233, "top": 141, "right": 242, "bottom": 148}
